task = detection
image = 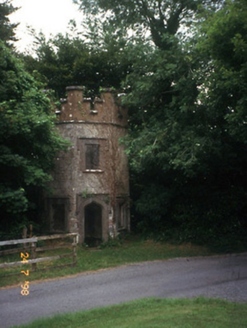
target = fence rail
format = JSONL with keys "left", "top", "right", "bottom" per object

{"left": 0, "top": 233, "right": 78, "bottom": 273}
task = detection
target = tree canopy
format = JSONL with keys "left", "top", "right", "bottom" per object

{"left": 22, "top": 24, "right": 132, "bottom": 98}
{"left": 121, "top": 0, "right": 247, "bottom": 247}
{"left": 0, "top": 41, "right": 67, "bottom": 239}
{"left": 8, "top": 0, "right": 246, "bottom": 248}
{"left": 0, "top": 0, "right": 18, "bottom": 47}
{"left": 74, "top": 0, "right": 247, "bottom": 248}
{"left": 74, "top": 0, "right": 224, "bottom": 49}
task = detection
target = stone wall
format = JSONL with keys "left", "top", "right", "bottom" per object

{"left": 46, "top": 86, "right": 130, "bottom": 244}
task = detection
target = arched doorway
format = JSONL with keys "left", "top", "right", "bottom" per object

{"left": 84, "top": 202, "right": 102, "bottom": 246}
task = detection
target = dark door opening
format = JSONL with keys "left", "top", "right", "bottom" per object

{"left": 47, "top": 198, "right": 68, "bottom": 232}
{"left": 52, "top": 203, "right": 65, "bottom": 231}
{"left": 84, "top": 202, "right": 102, "bottom": 246}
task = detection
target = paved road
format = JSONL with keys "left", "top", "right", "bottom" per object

{"left": 0, "top": 253, "right": 247, "bottom": 328}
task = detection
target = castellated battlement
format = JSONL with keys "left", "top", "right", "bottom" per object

{"left": 56, "top": 86, "right": 128, "bottom": 126}
{"left": 47, "top": 85, "right": 130, "bottom": 245}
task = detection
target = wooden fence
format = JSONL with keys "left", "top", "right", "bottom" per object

{"left": 0, "top": 233, "right": 78, "bottom": 274}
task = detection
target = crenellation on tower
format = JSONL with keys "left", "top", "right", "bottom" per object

{"left": 46, "top": 86, "right": 130, "bottom": 245}
{"left": 56, "top": 86, "right": 128, "bottom": 127}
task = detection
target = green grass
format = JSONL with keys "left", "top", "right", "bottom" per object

{"left": 11, "top": 298, "right": 247, "bottom": 328}
{"left": 1, "top": 235, "right": 213, "bottom": 288}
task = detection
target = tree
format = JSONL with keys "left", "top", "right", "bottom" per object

{"left": 22, "top": 24, "right": 132, "bottom": 98}
{"left": 0, "top": 41, "right": 68, "bottom": 239}
{"left": 23, "top": 32, "right": 90, "bottom": 98}
{"left": 192, "top": 0, "right": 247, "bottom": 241}
{"left": 198, "top": 0, "right": 247, "bottom": 145}
{"left": 74, "top": 0, "right": 223, "bottom": 49}
{"left": 0, "top": 0, "right": 18, "bottom": 47}
{"left": 125, "top": 0, "right": 247, "bottom": 246}
{"left": 74, "top": 0, "right": 247, "bottom": 248}
{"left": 122, "top": 37, "right": 203, "bottom": 235}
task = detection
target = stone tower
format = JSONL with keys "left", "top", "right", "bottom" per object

{"left": 46, "top": 86, "right": 130, "bottom": 244}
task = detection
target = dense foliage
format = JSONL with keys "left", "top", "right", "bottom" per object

{"left": 0, "top": 42, "right": 68, "bottom": 239}
{"left": 22, "top": 23, "right": 132, "bottom": 98}
{"left": 74, "top": 0, "right": 223, "bottom": 49}
{"left": 73, "top": 0, "right": 247, "bottom": 248}
{"left": 0, "top": 0, "right": 18, "bottom": 47}
{"left": 3, "top": 0, "right": 246, "bottom": 248}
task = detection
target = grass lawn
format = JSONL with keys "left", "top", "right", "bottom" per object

{"left": 11, "top": 297, "right": 247, "bottom": 328}
{"left": 0, "top": 236, "right": 212, "bottom": 288}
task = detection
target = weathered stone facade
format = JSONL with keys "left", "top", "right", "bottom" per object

{"left": 45, "top": 86, "right": 130, "bottom": 244}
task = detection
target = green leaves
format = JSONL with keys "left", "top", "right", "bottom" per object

{"left": 118, "top": 0, "right": 247, "bottom": 241}
{"left": 197, "top": 0, "right": 247, "bottom": 144}
{"left": 0, "top": 0, "right": 19, "bottom": 47}
{"left": 75, "top": 0, "right": 223, "bottom": 49}
{"left": 0, "top": 186, "right": 28, "bottom": 214}
{"left": 0, "top": 42, "right": 68, "bottom": 238}
{"left": 22, "top": 27, "right": 132, "bottom": 98}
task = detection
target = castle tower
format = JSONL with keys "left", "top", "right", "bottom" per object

{"left": 46, "top": 86, "right": 130, "bottom": 244}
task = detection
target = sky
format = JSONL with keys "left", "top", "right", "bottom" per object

{"left": 9, "top": 0, "right": 84, "bottom": 52}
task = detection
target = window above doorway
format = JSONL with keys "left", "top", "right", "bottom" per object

{"left": 85, "top": 144, "right": 99, "bottom": 170}
{"left": 78, "top": 137, "right": 107, "bottom": 173}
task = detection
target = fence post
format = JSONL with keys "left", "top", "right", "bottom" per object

{"left": 73, "top": 235, "right": 77, "bottom": 266}
{"left": 31, "top": 242, "right": 37, "bottom": 271}
{"left": 0, "top": 233, "right": 77, "bottom": 273}
{"left": 22, "top": 227, "right": 27, "bottom": 248}
{"left": 29, "top": 224, "right": 33, "bottom": 238}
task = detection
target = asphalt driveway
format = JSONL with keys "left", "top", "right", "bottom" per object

{"left": 0, "top": 253, "right": 246, "bottom": 328}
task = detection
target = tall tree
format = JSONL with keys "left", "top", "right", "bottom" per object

{"left": 74, "top": 0, "right": 223, "bottom": 49}
{"left": 198, "top": 0, "right": 247, "bottom": 145}
{"left": 125, "top": 0, "right": 247, "bottom": 246}
{"left": 193, "top": 0, "right": 247, "bottom": 238}
{"left": 0, "top": 0, "right": 18, "bottom": 47}
{"left": 75, "top": 0, "right": 247, "bottom": 248}
{"left": 0, "top": 41, "right": 68, "bottom": 239}
{"left": 22, "top": 25, "right": 132, "bottom": 98}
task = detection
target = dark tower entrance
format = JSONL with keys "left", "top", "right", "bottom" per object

{"left": 84, "top": 202, "right": 102, "bottom": 246}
